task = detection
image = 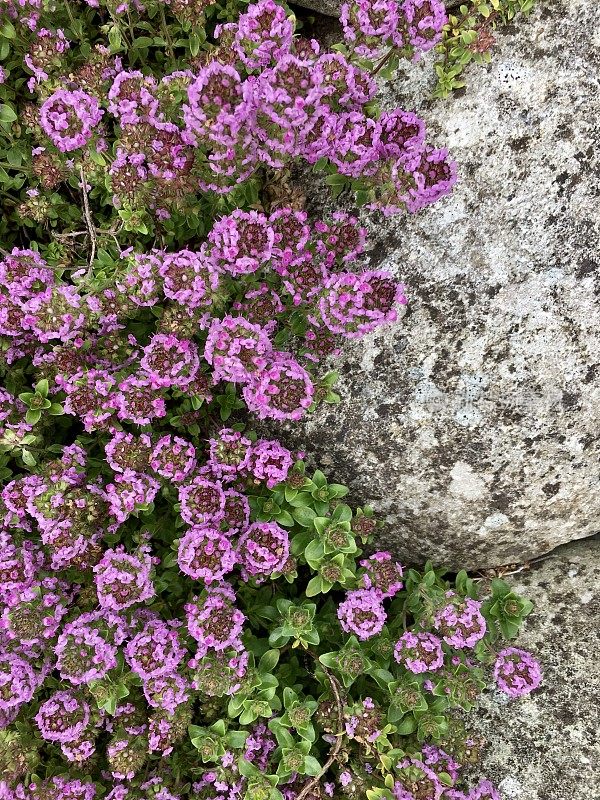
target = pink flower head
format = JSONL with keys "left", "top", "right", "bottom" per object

{"left": 237, "top": 521, "right": 290, "bottom": 578}
{"left": 35, "top": 690, "right": 91, "bottom": 743}
{"left": 94, "top": 545, "right": 155, "bottom": 611}
{"left": 116, "top": 251, "right": 163, "bottom": 307}
{"left": 393, "top": 757, "right": 444, "bottom": 800}
{"left": 125, "top": 618, "right": 185, "bottom": 680}
{"left": 178, "top": 476, "right": 226, "bottom": 526}
{"left": 26, "top": 777, "right": 97, "bottom": 800}
{"left": 399, "top": 145, "right": 458, "bottom": 213}
{"left": 493, "top": 648, "right": 542, "bottom": 698}
{"left": 184, "top": 61, "right": 243, "bottom": 138}
{"left": 0, "top": 247, "right": 54, "bottom": 297}
{"left": 233, "top": 0, "right": 294, "bottom": 69}
{"left": 221, "top": 489, "right": 251, "bottom": 533}
{"left": 63, "top": 369, "right": 118, "bottom": 432}
{"left": 0, "top": 652, "right": 41, "bottom": 710}
{"left": 22, "top": 284, "right": 85, "bottom": 343}
{"left": 150, "top": 435, "right": 196, "bottom": 482}
{"left": 177, "top": 525, "right": 237, "bottom": 583}
{"left": 140, "top": 334, "right": 200, "bottom": 389}
{"left": 105, "top": 469, "right": 160, "bottom": 523}
{"left": 232, "top": 284, "right": 285, "bottom": 334}
{"left": 269, "top": 208, "right": 311, "bottom": 266}
{"left": 394, "top": 631, "right": 444, "bottom": 673}
{"left": 159, "top": 248, "right": 219, "bottom": 308}
{"left": 313, "top": 212, "right": 367, "bottom": 266}
{"left": 208, "top": 210, "right": 275, "bottom": 276}
{"left": 208, "top": 428, "right": 253, "bottom": 475}
{"left": 340, "top": 0, "right": 404, "bottom": 58}
{"left": 108, "top": 69, "right": 159, "bottom": 125}
{"left": 337, "top": 588, "right": 387, "bottom": 640}
{"left": 359, "top": 551, "right": 404, "bottom": 599}
{"left": 40, "top": 89, "right": 104, "bottom": 152}
{"left": 55, "top": 613, "right": 120, "bottom": 685}
{"left": 185, "top": 583, "right": 245, "bottom": 655}
{"left": 204, "top": 315, "right": 273, "bottom": 384}
{"left": 422, "top": 744, "right": 461, "bottom": 783}
{"left": 144, "top": 672, "right": 190, "bottom": 716}
{"left": 318, "top": 270, "right": 407, "bottom": 338}
{"left": 242, "top": 352, "right": 314, "bottom": 421}
{"left": 433, "top": 593, "right": 486, "bottom": 649}
{"left": 247, "top": 439, "right": 293, "bottom": 488}
{"left": 116, "top": 374, "right": 167, "bottom": 425}
{"left": 378, "top": 109, "right": 426, "bottom": 167}
{"left": 0, "top": 533, "right": 42, "bottom": 602}
{"left": 468, "top": 781, "right": 501, "bottom": 800}
{"left": 402, "top": 0, "right": 447, "bottom": 53}
{"left": 105, "top": 430, "right": 153, "bottom": 473}
{"left": 1, "top": 577, "right": 70, "bottom": 645}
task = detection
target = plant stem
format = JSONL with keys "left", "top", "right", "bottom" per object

{"left": 0, "top": 162, "right": 30, "bottom": 173}
{"left": 79, "top": 165, "right": 97, "bottom": 276}
{"left": 297, "top": 654, "right": 345, "bottom": 800}
{"left": 159, "top": 4, "right": 175, "bottom": 62}
{"left": 371, "top": 46, "right": 396, "bottom": 77}
{"left": 64, "top": 0, "right": 78, "bottom": 30}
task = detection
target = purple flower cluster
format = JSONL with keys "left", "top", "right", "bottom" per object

{"left": 359, "top": 551, "right": 404, "bottom": 598}
{"left": 493, "top": 647, "right": 542, "bottom": 698}
{"left": 394, "top": 631, "right": 445, "bottom": 673}
{"left": 393, "top": 756, "right": 444, "bottom": 800}
{"left": 124, "top": 618, "right": 185, "bottom": 681}
{"left": 341, "top": 0, "right": 447, "bottom": 59}
{"left": 177, "top": 525, "right": 237, "bottom": 583}
{"left": 433, "top": 592, "right": 487, "bottom": 649}
{"left": 185, "top": 583, "right": 245, "bottom": 656}
{"left": 93, "top": 546, "right": 156, "bottom": 611}
{"left": 337, "top": 588, "right": 387, "bottom": 640}
{"left": 1, "top": 207, "right": 407, "bottom": 426}
{"left": 35, "top": 689, "right": 91, "bottom": 743}
{"left": 237, "top": 521, "right": 290, "bottom": 579}
{"left": 26, "top": 0, "right": 455, "bottom": 217}
{"left": 317, "top": 271, "right": 408, "bottom": 338}
{"left": 39, "top": 89, "right": 104, "bottom": 152}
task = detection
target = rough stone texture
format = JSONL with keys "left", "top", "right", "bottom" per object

{"left": 278, "top": 1, "right": 600, "bottom": 569}
{"left": 472, "top": 537, "right": 600, "bottom": 800}
{"left": 292, "top": 0, "right": 341, "bottom": 15}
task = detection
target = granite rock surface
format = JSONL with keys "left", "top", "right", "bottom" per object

{"left": 473, "top": 538, "right": 600, "bottom": 800}
{"left": 276, "top": 0, "right": 600, "bottom": 569}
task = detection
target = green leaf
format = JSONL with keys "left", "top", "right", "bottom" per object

{"left": 396, "top": 716, "right": 417, "bottom": 735}
{"left": 292, "top": 507, "right": 316, "bottom": 527}
{"left": 0, "top": 104, "right": 17, "bottom": 123}
{"left": 132, "top": 36, "right": 154, "bottom": 48}
{"left": 226, "top": 729, "right": 248, "bottom": 749}
{"left": 108, "top": 25, "right": 122, "bottom": 51}
{"left": 0, "top": 21, "right": 16, "bottom": 39}
{"left": 21, "top": 450, "right": 36, "bottom": 467}
{"left": 318, "top": 652, "right": 337, "bottom": 669}
{"left": 305, "top": 576, "right": 323, "bottom": 597}
{"left": 35, "top": 379, "right": 49, "bottom": 397}
{"left": 258, "top": 649, "right": 280, "bottom": 674}
{"left": 207, "top": 720, "right": 225, "bottom": 738}
{"left": 303, "top": 755, "right": 321, "bottom": 776}
{"left": 25, "top": 409, "right": 42, "bottom": 426}
{"left": 304, "top": 539, "right": 324, "bottom": 562}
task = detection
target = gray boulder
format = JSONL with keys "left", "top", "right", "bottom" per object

{"left": 473, "top": 538, "right": 600, "bottom": 800}
{"left": 277, "top": 1, "right": 600, "bottom": 569}
{"left": 292, "top": 0, "right": 341, "bottom": 15}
